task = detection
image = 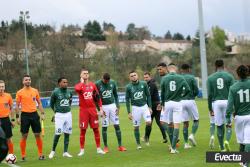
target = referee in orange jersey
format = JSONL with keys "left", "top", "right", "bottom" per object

{"left": 0, "top": 80, "right": 15, "bottom": 154}
{"left": 16, "top": 75, "right": 45, "bottom": 161}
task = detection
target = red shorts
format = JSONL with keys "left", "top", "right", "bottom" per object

{"left": 79, "top": 108, "right": 99, "bottom": 129}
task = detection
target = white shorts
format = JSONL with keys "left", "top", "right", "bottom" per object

{"left": 234, "top": 115, "right": 250, "bottom": 144}
{"left": 181, "top": 100, "right": 199, "bottom": 122}
{"left": 212, "top": 100, "right": 227, "bottom": 126}
{"left": 102, "top": 103, "right": 119, "bottom": 127}
{"left": 55, "top": 112, "right": 72, "bottom": 135}
{"left": 132, "top": 104, "right": 151, "bottom": 126}
{"left": 160, "top": 101, "right": 183, "bottom": 124}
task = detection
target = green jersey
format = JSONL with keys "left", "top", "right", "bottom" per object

{"left": 50, "top": 88, "right": 73, "bottom": 113}
{"left": 125, "top": 80, "right": 152, "bottom": 113}
{"left": 226, "top": 79, "right": 250, "bottom": 123}
{"left": 161, "top": 72, "right": 190, "bottom": 104}
{"left": 207, "top": 70, "right": 235, "bottom": 111}
{"left": 182, "top": 73, "right": 199, "bottom": 100}
{"left": 95, "top": 79, "right": 119, "bottom": 107}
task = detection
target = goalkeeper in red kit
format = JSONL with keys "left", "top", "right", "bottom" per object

{"left": 75, "top": 68, "right": 105, "bottom": 156}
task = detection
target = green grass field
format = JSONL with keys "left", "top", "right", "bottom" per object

{"left": 4, "top": 100, "right": 239, "bottom": 167}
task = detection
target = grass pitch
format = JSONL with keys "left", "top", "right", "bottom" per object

{"left": 4, "top": 100, "right": 239, "bottom": 167}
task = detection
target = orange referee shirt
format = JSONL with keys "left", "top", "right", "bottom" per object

{"left": 0, "top": 93, "right": 13, "bottom": 118}
{"left": 16, "top": 87, "right": 41, "bottom": 113}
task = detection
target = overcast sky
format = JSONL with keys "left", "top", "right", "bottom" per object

{"left": 0, "top": 0, "right": 249, "bottom": 37}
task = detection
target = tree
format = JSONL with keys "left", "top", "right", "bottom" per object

{"left": 186, "top": 35, "right": 191, "bottom": 41}
{"left": 126, "top": 23, "right": 136, "bottom": 40}
{"left": 82, "top": 20, "right": 105, "bottom": 41}
{"left": 172, "top": 32, "right": 184, "bottom": 40}
{"left": 125, "top": 23, "right": 151, "bottom": 40}
{"left": 212, "top": 26, "right": 226, "bottom": 50}
{"left": 103, "top": 22, "right": 115, "bottom": 31}
{"left": 164, "top": 30, "right": 172, "bottom": 39}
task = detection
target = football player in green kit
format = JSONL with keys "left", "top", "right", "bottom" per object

{"left": 95, "top": 73, "right": 127, "bottom": 153}
{"left": 226, "top": 65, "right": 250, "bottom": 167}
{"left": 49, "top": 77, "right": 73, "bottom": 159}
{"left": 160, "top": 63, "right": 190, "bottom": 154}
{"left": 125, "top": 71, "right": 152, "bottom": 150}
{"left": 207, "top": 59, "right": 234, "bottom": 151}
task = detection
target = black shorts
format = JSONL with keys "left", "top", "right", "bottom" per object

{"left": 0, "top": 117, "right": 13, "bottom": 138}
{"left": 21, "top": 112, "right": 41, "bottom": 134}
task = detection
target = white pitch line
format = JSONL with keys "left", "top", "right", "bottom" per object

{"left": 2, "top": 161, "right": 21, "bottom": 167}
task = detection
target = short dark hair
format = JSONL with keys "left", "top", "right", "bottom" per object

{"left": 81, "top": 67, "right": 88, "bottom": 72}
{"left": 129, "top": 70, "right": 136, "bottom": 74}
{"left": 181, "top": 64, "right": 191, "bottom": 70}
{"left": 215, "top": 59, "right": 224, "bottom": 68}
{"left": 144, "top": 72, "right": 150, "bottom": 76}
{"left": 103, "top": 73, "right": 110, "bottom": 80}
{"left": 236, "top": 65, "right": 248, "bottom": 79}
{"left": 58, "top": 77, "right": 67, "bottom": 84}
{"left": 168, "top": 63, "right": 176, "bottom": 67}
{"left": 157, "top": 62, "right": 167, "bottom": 67}
{"left": 23, "top": 74, "right": 30, "bottom": 79}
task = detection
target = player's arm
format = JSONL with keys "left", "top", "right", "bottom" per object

{"left": 15, "top": 92, "right": 21, "bottom": 125}
{"left": 9, "top": 95, "right": 15, "bottom": 127}
{"left": 113, "top": 82, "right": 120, "bottom": 109}
{"left": 226, "top": 88, "right": 234, "bottom": 125}
{"left": 193, "top": 77, "right": 199, "bottom": 97}
{"left": 74, "top": 82, "right": 82, "bottom": 94}
{"left": 69, "top": 91, "right": 73, "bottom": 106}
{"left": 160, "top": 79, "right": 165, "bottom": 107}
{"left": 36, "top": 90, "right": 45, "bottom": 120}
{"left": 207, "top": 79, "right": 213, "bottom": 114}
{"left": 144, "top": 82, "right": 152, "bottom": 112}
{"left": 125, "top": 86, "right": 131, "bottom": 114}
{"left": 93, "top": 84, "right": 104, "bottom": 116}
{"left": 182, "top": 79, "right": 191, "bottom": 97}
{"left": 50, "top": 91, "right": 56, "bottom": 112}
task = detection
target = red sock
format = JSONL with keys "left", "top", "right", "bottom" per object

{"left": 93, "top": 128, "right": 100, "bottom": 148}
{"left": 20, "top": 138, "right": 26, "bottom": 158}
{"left": 7, "top": 140, "right": 14, "bottom": 154}
{"left": 80, "top": 129, "right": 86, "bottom": 149}
{"left": 35, "top": 137, "right": 43, "bottom": 156}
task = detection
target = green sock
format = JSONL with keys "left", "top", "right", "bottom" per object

{"left": 145, "top": 125, "right": 152, "bottom": 141}
{"left": 64, "top": 133, "right": 70, "bottom": 152}
{"left": 114, "top": 125, "right": 122, "bottom": 146}
{"left": 192, "top": 120, "right": 199, "bottom": 135}
{"left": 225, "top": 127, "right": 232, "bottom": 142}
{"left": 52, "top": 135, "right": 60, "bottom": 151}
{"left": 210, "top": 123, "right": 215, "bottom": 136}
{"left": 172, "top": 128, "right": 179, "bottom": 149}
{"left": 102, "top": 127, "right": 108, "bottom": 147}
{"left": 245, "top": 144, "right": 250, "bottom": 152}
{"left": 217, "top": 125, "right": 225, "bottom": 150}
{"left": 168, "top": 125, "right": 174, "bottom": 144}
{"left": 183, "top": 127, "right": 188, "bottom": 143}
{"left": 134, "top": 127, "right": 140, "bottom": 145}
{"left": 240, "top": 144, "right": 245, "bottom": 152}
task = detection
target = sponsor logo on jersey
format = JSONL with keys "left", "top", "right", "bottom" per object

{"left": 83, "top": 92, "right": 93, "bottom": 99}
{"left": 102, "top": 90, "right": 112, "bottom": 98}
{"left": 60, "top": 99, "right": 70, "bottom": 107}
{"left": 134, "top": 91, "right": 143, "bottom": 100}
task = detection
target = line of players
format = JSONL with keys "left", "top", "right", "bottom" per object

{"left": 0, "top": 61, "right": 249, "bottom": 161}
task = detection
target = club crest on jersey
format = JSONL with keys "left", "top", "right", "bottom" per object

{"left": 134, "top": 91, "right": 143, "bottom": 100}
{"left": 102, "top": 90, "right": 112, "bottom": 98}
{"left": 60, "top": 99, "right": 70, "bottom": 106}
{"left": 83, "top": 92, "right": 93, "bottom": 99}
{"left": 141, "top": 85, "right": 144, "bottom": 88}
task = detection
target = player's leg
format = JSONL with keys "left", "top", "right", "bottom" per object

{"left": 90, "top": 110, "right": 105, "bottom": 154}
{"left": 49, "top": 112, "right": 62, "bottom": 159}
{"left": 188, "top": 100, "right": 199, "bottom": 146}
{"left": 143, "top": 105, "right": 152, "bottom": 146}
{"left": 181, "top": 100, "right": 191, "bottom": 148}
{"left": 31, "top": 112, "right": 44, "bottom": 160}
{"left": 62, "top": 112, "right": 73, "bottom": 157}
{"left": 132, "top": 106, "right": 142, "bottom": 149}
{"left": 170, "top": 102, "right": 182, "bottom": 153}
{"left": 215, "top": 101, "right": 226, "bottom": 151}
{"left": 143, "top": 110, "right": 153, "bottom": 143}
{"left": 78, "top": 110, "right": 89, "bottom": 156}
{"left": 209, "top": 102, "right": 215, "bottom": 149}
{"left": 154, "top": 108, "right": 167, "bottom": 143}
{"left": 102, "top": 105, "right": 110, "bottom": 152}
{"left": 20, "top": 113, "right": 30, "bottom": 160}
{"left": 160, "top": 102, "right": 172, "bottom": 144}
{"left": 2, "top": 118, "right": 14, "bottom": 154}
{"left": 110, "top": 104, "right": 126, "bottom": 151}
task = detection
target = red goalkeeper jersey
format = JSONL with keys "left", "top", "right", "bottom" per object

{"left": 75, "top": 82, "right": 102, "bottom": 109}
